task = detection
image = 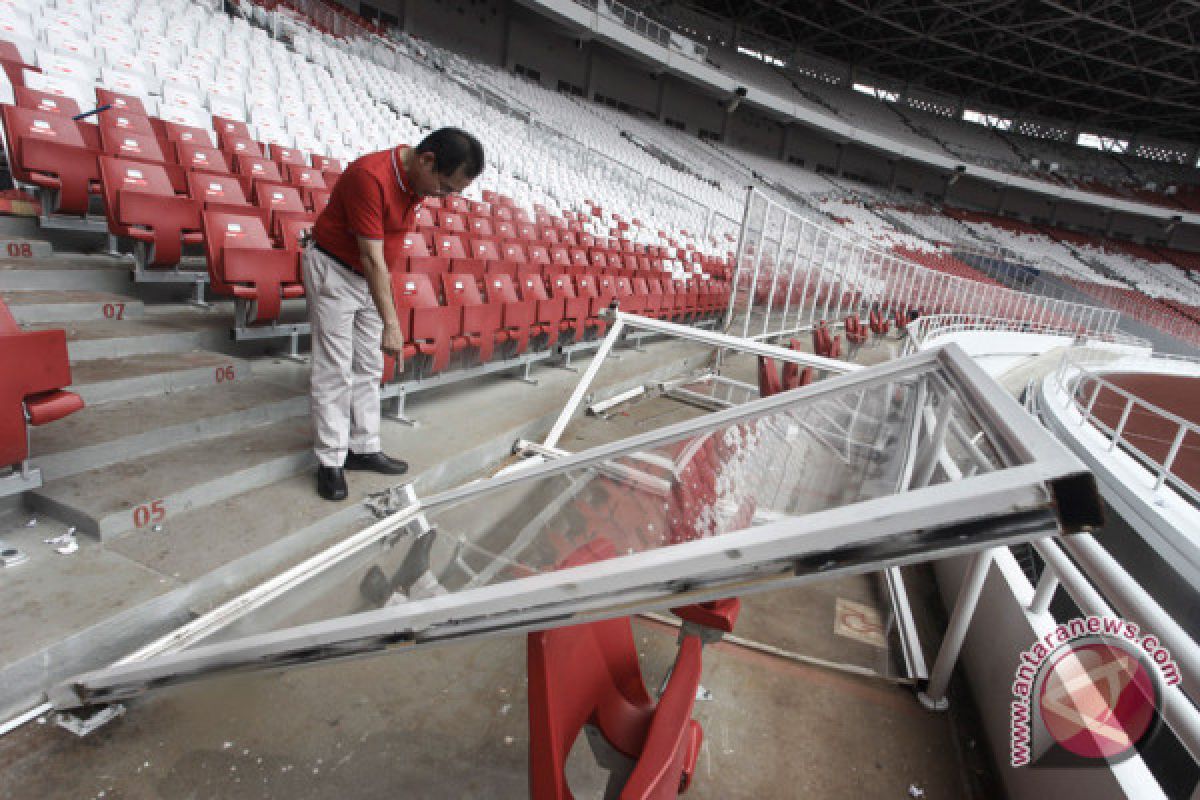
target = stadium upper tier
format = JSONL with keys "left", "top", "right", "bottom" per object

{"left": 636, "top": 8, "right": 1200, "bottom": 213}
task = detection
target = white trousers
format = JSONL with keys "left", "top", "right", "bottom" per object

{"left": 303, "top": 245, "right": 384, "bottom": 468}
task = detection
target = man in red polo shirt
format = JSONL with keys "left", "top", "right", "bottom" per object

{"left": 305, "top": 128, "right": 484, "bottom": 501}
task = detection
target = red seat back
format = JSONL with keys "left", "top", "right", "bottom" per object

{"left": 15, "top": 87, "right": 82, "bottom": 117}
{"left": 235, "top": 154, "right": 282, "bottom": 184}
{"left": 99, "top": 128, "right": 169, "bottom": 164}
{"left": 468, "top": 238, "right": 500, "bottom": 261}
{"left": 286, "top": 165, "right": 326, "bottom": 191}
{"left": 442, "top": 272, "right": 485, "bottom": 305}
{"left": 188, "top": 172, "right": 252, "bottom": 206}
{"left": 502, "top": 241, "right": 528, "bottom": 263}
{"left": 176, "top": 143, "right": 230, "bottom": 174}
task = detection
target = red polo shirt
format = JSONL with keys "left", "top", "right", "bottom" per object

{"left": 312, "top": 145, "right": 420, "bottom": 273}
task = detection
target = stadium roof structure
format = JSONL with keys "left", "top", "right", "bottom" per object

{"left": 650, "top": 0, "right": 1200, "bottom": 140}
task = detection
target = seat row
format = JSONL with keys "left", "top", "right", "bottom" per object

{"left": 382, "top": 267, "right": 728, "bottom": 378}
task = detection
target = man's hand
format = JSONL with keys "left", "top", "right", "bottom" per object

{"left": 357, "top": 236, "right": 406, "bottom": 367}
{"left": 382, "top": 323, "right": 405, "bottom": 359}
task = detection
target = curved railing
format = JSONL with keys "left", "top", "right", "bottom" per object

{"left": 901, "top": 313, "right": 1148, "bottom": 356}
{"left": 1053, "top": 349, "right": 1200, "bottom": 508}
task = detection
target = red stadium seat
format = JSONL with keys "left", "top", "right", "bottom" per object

{"left": 98, "top": 156, "right": 201, "bottom": 267}
{"left": 95, "top": 88, "right": 149, "bottom": 116}
{"left": 233, "top": 153, "right": 282, "bottom": 194}
{"left": 757, "top": 357, "right": 783, "bottom": 397}
{"left": 161, "top": 121, "right": 213, "bottom": 148}
{"left": 250, "top": 182, "right": 310, "bottom": 242}
{"left": 390, "top": 272, "right": 463, "bottom": 375}
{"left": 468, "top": 238, "right": 501, "bottom": 261}
{"left": 222, "top": 136, "right": 265, "bottom": 159}
{"left": 548, "top": 246, "right": 572, "bottom": 268}
{"left": 527, "top": 244, "right": 551, "bottom": 266}
{"left": 96, "top": 109, "right": 157, "bottom": 138}
{"left": 468, "top": 215, "right": 494, "bottom": 237}
{"left": 442, "top": 272, "right": 505, "bottom": 364}
{"left": 1, "top": 105, "right": 100, "bottom": 215}
{"left": 285, "top": 164, "right": 328, "bottom": 209}
{"left": 437, "top": 210, "right": 467, "bottom": 233}
{"left": 501, "top": 241, "right": 528, "bottom": 264}
{"left": 201, "top": 210, "right": 303, "bottom": 324}
{"left": 613, "top": 276, "right": 646, "bottom": 315}
{"left": 494, "top": 219, "right": 516, "bottom": 239}
{"left": 309, "top": 189, "right": 332, "bottom": 217}
{"left": 389, "top": 231, "right": 429, "bottom": 261}
{"left": 484, "top": 273, "right": 536, "bottom": 354}
{"left": 413, "top": 206, "right": 436, "bottom": 230}
{"left": 176, "top": 142, "right": 230, "bottom": 175}
{"left": 518, "top": 272, "right": 566, "bottom": 345}
{"left": 310, "top": 154, "right": 342, "bottom": 174}
{"left": 432, "top": 233, "right": 467, "bottom": 259}
{"left": 528, "top": 617, "right": 704, "bottom": 800}
{"left": 15, "top": 86, "right": 82, "bottom": 117}
{"left": 0, "top": 296, "right": 85, "bottom": 473}
{"left": 575, "top": 275, "right": 613, "bottom": 333}
{"left": 97, "top": 127, "right": 186, "bottom": 193}
{"left": 844, "top": 315, "right": 868, "bottom": 346}
{"left": 269, "top": 144, "right": 307, "bottom": 169}
{"left": 549, "top": 274, "right": 591, "bottom": 341}
{"left": 445, "top": 195, "right": 470, "bottom": 214}
{"left": 276, "top": 216, "right": 313, "bottom": 252}
{"left": 211, "top": 116, "right": 252, "bottom": 147}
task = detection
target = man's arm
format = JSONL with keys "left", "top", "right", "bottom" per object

{"left": 356, "top": 236, "right": 404, "bottom": 358}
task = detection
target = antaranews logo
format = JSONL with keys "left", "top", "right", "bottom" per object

{"left": 1011, "top": 615, "right": 1180, "bottom": 768}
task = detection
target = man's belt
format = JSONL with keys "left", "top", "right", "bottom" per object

{"left": 311, "top": 241, "right": 363, "bottom": 276}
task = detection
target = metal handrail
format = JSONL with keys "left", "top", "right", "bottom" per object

{"left": 1053, "top": 350, "right": 1200, "bottom": 507}
{"left": 902, "top": 313, "right": 1147, "bottom": 357}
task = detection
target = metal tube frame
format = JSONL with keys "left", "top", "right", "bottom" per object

{"left": 49, "top": 342, "right": 1099, "bottom": 711}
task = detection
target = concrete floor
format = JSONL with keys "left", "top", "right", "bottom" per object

{"left": 0, "top": 331, "right": 1003, "bottom": 799}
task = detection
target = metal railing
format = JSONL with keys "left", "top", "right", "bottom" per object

{"left": 574, "top": 0, "right": 708, "bottom": 61}
{"left": 727, "top": 189, "right": 1121, "bottom": 342}
{"left": 1053, "top": 349, "right": 1200, "bottom": 507}
{"left": 901, "top": 313, "right": 1151, "bottom": 357}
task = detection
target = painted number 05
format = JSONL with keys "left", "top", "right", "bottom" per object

{"left": 133, "top": 500, "right": 166, "bottom": 529}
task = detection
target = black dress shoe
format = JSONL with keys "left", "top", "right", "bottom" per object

{"left": 317, "top": 466, "right": 348, "bottom": 501}
{"left": 345, "top": 450, "right": 409, "bottom": 475}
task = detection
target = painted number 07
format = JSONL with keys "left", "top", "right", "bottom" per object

{"left": 132, "top": 500, "right": 166, "bottom": 529}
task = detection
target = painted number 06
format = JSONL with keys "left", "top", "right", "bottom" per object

{"left": 215, "top": 365, "right": 236, "bottom": 383}
{"left": 133, "top": 500, "right": 166, "bottom": 529}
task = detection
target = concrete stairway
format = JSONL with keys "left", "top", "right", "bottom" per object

{"left": 3, "top": 243, "right": 314, "bottom": 542}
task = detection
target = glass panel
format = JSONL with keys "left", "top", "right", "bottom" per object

{"left": 203, "top": 363, "right": 1005, "bottom": 645}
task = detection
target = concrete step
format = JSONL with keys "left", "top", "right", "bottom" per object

{"left": 30, "top": 311, "right": 233, "bottom": 361}
{"left": 29, "top": 379, "right": 308, "bottom": 481}
{"left": 28, "top": 418, "right": 315, "bottom": 541}
{"left": 0, "top": 262, "right": 131, "bottom": 293}
{"left": 1, "top": 289, "right": 145, "bottom": 324}
{"left": 69, "top": 351, "right": 253, "bottom": 405}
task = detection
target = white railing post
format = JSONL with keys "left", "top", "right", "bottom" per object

{"left": 1155, "top": 425, "right": 1188, "bottom": 492}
